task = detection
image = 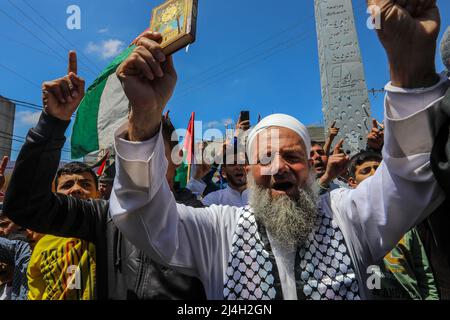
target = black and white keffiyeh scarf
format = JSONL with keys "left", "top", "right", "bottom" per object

{"left": 223, "top": 204, "right": 361, "bottom": 300}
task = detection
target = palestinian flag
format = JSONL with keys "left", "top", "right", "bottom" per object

{"left": 71, "top": 30, "right": 149, "bottom": 159}
{"left": 174, "top": 112, "right": 195, "bottom": 188}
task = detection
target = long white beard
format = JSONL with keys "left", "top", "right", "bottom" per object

{"left": 248, "top": 173, "right": 319, "bottom": 250}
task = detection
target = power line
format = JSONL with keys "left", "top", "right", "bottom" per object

{"left": 2, "top": 96, "right": 77, "bottom": 120}
{"left": 0, "top": 32, "right": 61, "bottom": 61}
{"left": 0, "top": 145, "right": 21, "bottom": 153}
{"left": 171, "top": 1, "right": 370, "bottom": 101}
{"left": 21, "top": 0, "right": 102, "bottom": 74}
{"left": 21, "top": 0, "right": 102, "bottom": 73}
{"left": 173, "top": 31, "right": 314, "bottom": 101}
{"left": 0, "top": 141, "right": 73, "bottom": 161}
{"left": 0, "top": 63, "right": 41, "bottom": 89}
{"left": 176, "top": 1, "right": 367, "bottom": 90}
{"left": 0, "top": 7, "right": 68, "bottom": 65}
{"left": 5, "top": 97, "right": 42, "bottom": 110}
{"left": 0, "top": 6, "right": 97, "bottom": 77}
{"left": 8, "top": 0, "right": 101, "bottom": 76}
{"left": 0, "top": 146, "right": 72, "bottom": 161}
{"left": 177, "top": 18, "right": 313, "bottom": 87}
{"left": 368, "top": 88, "right": 385, "bottom": 96}
{"left": 0, "top": 130, "right": 72, "bottom": 154}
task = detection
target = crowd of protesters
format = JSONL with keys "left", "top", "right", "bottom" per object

{"left": 1, "top": 0, "right": 450, "bottom": 300}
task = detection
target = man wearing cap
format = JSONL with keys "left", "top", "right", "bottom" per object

{"left": 110, "top": 0, "right": 448, "bottom": 299}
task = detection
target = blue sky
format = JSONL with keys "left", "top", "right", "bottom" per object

{"left": 1, "top": 0, "right": 449, "bottom": 161}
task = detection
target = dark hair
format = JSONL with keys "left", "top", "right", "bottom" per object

{"left": 311, "top": 141, "right": 323, "bottom": 148}
{"left": 55, "top": 162, "right": 98, "bottom": 189}
{"left": 349, "top": 151, "right": 383, "bottom": 178}
{"left": 222, "top": 143, "right": 247, "bottom": 166}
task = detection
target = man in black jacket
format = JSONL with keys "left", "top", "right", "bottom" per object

{"left": 3, "top": 51, "right": 206, "bottom": 300}
{"left": 415, "top": 27, "right": 450, "bottom": 300}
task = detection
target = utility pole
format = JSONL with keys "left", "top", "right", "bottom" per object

{"left": 314, "top": 0, "right": 372, "bottom": 155}
{"left": 0, "top": 96, "right": 16, "bottom": 159}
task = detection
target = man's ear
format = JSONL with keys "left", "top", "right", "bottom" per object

{"left": 348, "top": 177, "right": 358, "bottom": 189}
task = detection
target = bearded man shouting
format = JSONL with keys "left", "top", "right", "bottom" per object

{"left": 110, "top": 0, "right": 449, "bottom": 300}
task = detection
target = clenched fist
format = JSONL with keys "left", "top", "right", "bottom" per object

{"left": 368, "top": 0, "right": 441, "bottom": 88}
{"left": 319, "top": 139, "right": 350, "bottom": 188}
{"left": 42, "top": 51, "right": 85, "bottom": 121}
{"left": 367, "top": 119, "right": 384, "bottom": 152}
{"left": 116, "top": 32, "right": 177, "bottom": 142}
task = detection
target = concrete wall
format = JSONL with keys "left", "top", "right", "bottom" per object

{"left": 0, "top": 97, "right": 16, "bottom": 159}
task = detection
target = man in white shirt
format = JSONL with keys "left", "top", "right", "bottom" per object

{"left": 188, "top": 144, "right": 249, "bottom": 207}
{"left": 108, "top": 0, "right": 448, "bottom": 300}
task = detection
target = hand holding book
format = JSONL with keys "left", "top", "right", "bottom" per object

{"left": 116, "top": 32, "right": 178, "bottom": 142}
{"left": 150, "top": 0, "right": 198, "bottom": 56}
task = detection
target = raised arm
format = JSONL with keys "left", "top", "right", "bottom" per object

{"left": 110, "top": 33, "right": 234, "bottom": 287}
{"left": 3, "top": 52, "right": 104, "bottom": 243}
{"left": 323, "top": 120, "right": 339, "bottom": 156}
{"left": 332, "top": 0, "right": 448, "bottom": 261}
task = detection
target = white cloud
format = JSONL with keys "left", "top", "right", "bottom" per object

{"left": 17, "top": 111, "right": 41, "bottom": 126}
{"left": 206, "top": 121, "right": 220, "bottom": 129}
{"left": 86, "top": 39, "right": 125, "bottom": 59}
{"left": 206, "top": 118, "right": 234, "bottom": 129}
{"left": 98, "top": 28, "right": 109, "bottom": 34}
{"left": 222, "top": 118, "right": 233, "bottom": 126}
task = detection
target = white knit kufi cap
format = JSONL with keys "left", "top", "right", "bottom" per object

{"left": 246, "top": 114, "right": 311, "bottom": 162}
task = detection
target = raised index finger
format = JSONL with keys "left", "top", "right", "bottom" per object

{"left": 333, "top": 139, "right": 345, "bottom": 155}
{"left": 372, "top": 118, "right": 379, "bottom": 129}
{"left": 68, "top": 51, "right": 78, "bottom": 75}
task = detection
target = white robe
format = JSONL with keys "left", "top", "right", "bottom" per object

{"left": 110, "top": 76, "right": 449, "bottom": 300}
{"left": 187, "top": 178, "right": 249, "bottom": 207}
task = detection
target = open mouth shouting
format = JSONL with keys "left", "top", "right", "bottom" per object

{"left": 313, "top": 160, "right": 325, "bottom": 174}
{"left": 234, "top": 172, "right": 245, "bottom": 179}
{"left": 271, "top": 179, "right": 296, "bottom": 197}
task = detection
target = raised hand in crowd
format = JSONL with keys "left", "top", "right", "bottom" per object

{"left": 318, "top": 139, "right": 350, "bottom": 188}
{"left": 194, "top": 142, "right": 213, "bottom": 181}
{"left": 235, "top": 114, "right": 251, "bottom": 134}
{"left": 193, "top": 163, "right": 212, "bottom": 181}
{"left": 367, "top": 119, "right": 384, "bottom": 152}
{"left": 0, "top": 156, "right": 8, "bottom": 191}
{"left": 42, "top": 51, "right": 85, "bottom": 121}
{"left": 116, "top": 32, "right": 177, "bottom": 142}
{"left": 323, "top": 120, "right": 339, "bottom": 156}
{"left": 369, "top": 0, "right": 440, "bottom": 88}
